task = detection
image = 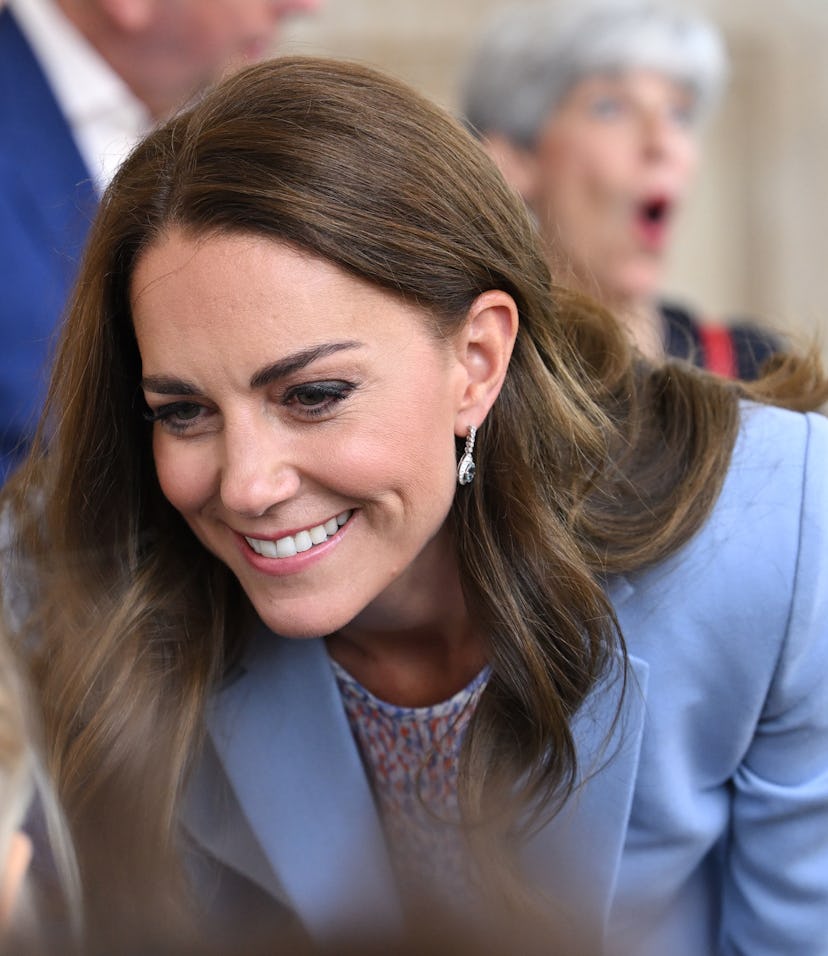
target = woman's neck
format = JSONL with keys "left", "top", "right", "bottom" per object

{"left": 326, "top": 622, "right": 487, "bottom": 708}
{"left": 327, "top": 528, "right": 487, "bottom": 707}
{"left": 613, "top": 298, "right": 666, "bottom": 362}
{"left": 561, "top": 261, "right": 666, "bottom": 362}
{"left": 325, "top": 548, "right": 487, "bottom": 707}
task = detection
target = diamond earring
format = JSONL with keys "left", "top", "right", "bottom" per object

{"left": 457, "top": 425, "right": 477, "bottom": 486}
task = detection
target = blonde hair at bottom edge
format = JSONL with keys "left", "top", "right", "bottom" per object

{"left": 0, "top": 627, "right": 81, "bottom": 951}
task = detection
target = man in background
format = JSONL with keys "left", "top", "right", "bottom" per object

{"left": 0, "top": 0, "right": 320, "bottom": 481}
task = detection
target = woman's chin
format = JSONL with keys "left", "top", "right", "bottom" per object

{"left": 250, "top": 602, "right": 352, "bottom": 641}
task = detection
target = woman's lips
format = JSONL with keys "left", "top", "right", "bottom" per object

{"left": 244, "top": 509, "right": 352, "bottom": 559}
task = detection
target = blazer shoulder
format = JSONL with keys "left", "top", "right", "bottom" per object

{"left": 721, "top": 402, "right": 825, "bottom": 521}
{"left": 615, "top": 404, "right": 826, "bottom": 667}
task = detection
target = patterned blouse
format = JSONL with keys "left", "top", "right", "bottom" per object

{"left": 330, "top": 658, "right": 490, "bottom": 903}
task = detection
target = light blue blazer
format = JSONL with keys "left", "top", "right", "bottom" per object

{"left": 183, "top": 403, "right": 828, "bottom": 955}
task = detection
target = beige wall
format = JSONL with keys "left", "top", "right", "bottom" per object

{"left": 282, "top": 0, "right": 828, "bottom": 352}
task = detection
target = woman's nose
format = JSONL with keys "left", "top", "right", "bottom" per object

{"left": 219, "top": 423, "right": 300, "bottom": 518}
{"left": 641, "top": 109, "right": 690, "bottom": 162}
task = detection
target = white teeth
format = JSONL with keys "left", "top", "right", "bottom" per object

{"left": 275, "top": 537, "right": 297, "bottom": 558}
{"left": 294, "top": 530, "right": 312, "bottom": 553}
{"left": 258, "top": 539, "right": 279, "bottom": 559}
{"left": 245, "top": 510, "right": 352, "bottom": 559}
{"left": 309, "top": 524, "right": 328, "bottom": 545}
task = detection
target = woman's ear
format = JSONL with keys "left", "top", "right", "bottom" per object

{"left": 482, "top": 134, "right": 541, "bottom": 204}
{"left": 453, "top": 290, "right": 518, "bottom": 436}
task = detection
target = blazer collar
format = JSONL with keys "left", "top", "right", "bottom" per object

{"left": 184, "top": 622, "right": 647, "bottom": 940}
{"left": 185, "top": 628, "right": 402, "bottom": 939}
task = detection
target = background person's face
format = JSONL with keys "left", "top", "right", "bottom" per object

{"left": 163, "top": 0, "right": 322, "bottom": 72}
{"left": 527, "top": 69, "right": 700, "bottom": 309}
{"left": 134, "top": 0, "right": 322, "bottom": 112}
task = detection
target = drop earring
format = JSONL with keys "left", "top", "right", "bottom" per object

{"left": 457, "top": 425, "right": 477, "bottom": 486}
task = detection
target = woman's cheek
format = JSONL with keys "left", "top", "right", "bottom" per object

{"left": 153, "top": 436, "right": 215, "bottom": 513}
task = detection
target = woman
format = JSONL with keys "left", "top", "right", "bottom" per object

{"left": 461, "top": 0, "right": 779, "bottom": 377}
{"left": 1, "top": 56, "right": 827, "bottom": 955}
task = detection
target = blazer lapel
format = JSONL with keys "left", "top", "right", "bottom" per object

{"left": 187, "top": 628, "right": 402, "bottom": 939}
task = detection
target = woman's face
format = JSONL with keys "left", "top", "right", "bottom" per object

{"left": 525, "top": 69, "right": 700, "bottom": 309}
{"left": 131, "top": 230, "right": 470, "bottom": 639}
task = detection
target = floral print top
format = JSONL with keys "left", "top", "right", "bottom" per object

{"left": 330, "top": 658, "right": 490, "bottom": 903}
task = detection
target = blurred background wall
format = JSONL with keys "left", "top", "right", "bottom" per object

{"left": 279, "top": 0, "right": 828, "bottom": 354}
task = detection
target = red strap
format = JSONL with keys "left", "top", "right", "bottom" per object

{"left": 698, "top": 324, "right": 737, "bottom": 378}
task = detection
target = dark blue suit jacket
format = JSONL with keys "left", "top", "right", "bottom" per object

{"left": 0, "top": 9, "right": 97, "bottom": 481}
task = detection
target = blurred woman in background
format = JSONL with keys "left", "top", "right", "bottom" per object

{"left": 461, "top": 0, "right": 780, "bottom": 377}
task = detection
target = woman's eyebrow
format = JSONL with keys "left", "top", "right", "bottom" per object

{"left": 140, "top": 340, "right": 363, "bottom": 395}
{"left": 249, "top": 340, "right": 363, "bottom": 389}
{"left": 140, "top": 376, "right": 199, "bottom": 396}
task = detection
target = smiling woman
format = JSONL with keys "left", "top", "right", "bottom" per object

{"left": 132, "top": 233, "right": 489, "bottom": 644}
{"left": 2, "top": 55, "right": 828, "bottom": 956}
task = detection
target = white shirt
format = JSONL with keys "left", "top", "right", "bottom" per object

{"left": 8, "top": 0, "right": 152, "bottom": 193}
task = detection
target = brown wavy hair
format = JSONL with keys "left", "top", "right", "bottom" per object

{"left": 1, "top": 56, "right": 825, "bottom": 937}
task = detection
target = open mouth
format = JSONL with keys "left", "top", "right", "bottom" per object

{"left": 640, "top": 196, "right": 670, "bottom": 225}
{"left": 245, "top": 509, "right": 352, "bottom": 558}
{"left": 635, "top": 195, "right": 673, "bottom": 247}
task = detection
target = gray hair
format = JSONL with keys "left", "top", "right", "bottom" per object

{"left": 460, "top": 0, "right": 729, "bottom": 146}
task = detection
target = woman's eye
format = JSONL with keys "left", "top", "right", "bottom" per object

{"left": 589, "top": 95, "right": 624, "bottom": 119}
{"left": 143, "top": 401, "right": 206, "bottom": 433}
{"left": 285, "top": 381, "right": 355, "bottom": 416}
